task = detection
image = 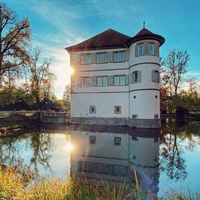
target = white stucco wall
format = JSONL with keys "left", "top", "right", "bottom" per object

{"left": 129, "top": 90, "right": 160, "bottom": 119}
{"left": 71, "top": 92, "right": 129, "bottom": 118}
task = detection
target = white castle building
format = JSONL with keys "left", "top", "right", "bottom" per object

{"left": 66, "top": 26, "right": 165, "bottom": 128}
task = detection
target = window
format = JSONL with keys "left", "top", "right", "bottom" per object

{"left": 114, "top": 76, "right": 119, "bottom": 86}
{"left": 80, "top": 54, "right": 91, "bottom": 64}
{"left": 97, "top": 77, "right": 102, "bottom": 86}
{"left": 152, "top": 70, "right": 160, "bottom": 83}
{"left": 114, "top": 137, "right": 121, "bottom": 145}
{"left": 132, "top": 114, "right": 138, "bottom": 119}
{"left": 149, "top": 43, "right": 155, "bottom": 55}
{"left": 114, "top": 75, "right": 125, "bottom": 86}
{"left": 138, "top": 44, "right": 144, "bottom": 56}
{"left": 89, "top": 136, "right": 96, "bottom": 144}
{"left": 154, "top": 138, "right": 158, "bottom": 143}
{"left": 96, "top": 52, "right": 107, "bottom": 63}
{"left": 113, "top": 51, "right": 125, "bottom": 62}
{"left": 114, "top": 106, "right": 121, "bottom": 114}
{"left": 97, "top": 76, "right": 108, "bottom": 86}
{"left": 132, "top": 136, "right": 138, "bottom": 141}
{"left": 131, "top": 71, "right": 141, "bottom": 83}
{"left": 80, "top": 77, "right": 92, "bottom": 87}
{"left": 89, "top": 105, "right": 96, "bottom": 114}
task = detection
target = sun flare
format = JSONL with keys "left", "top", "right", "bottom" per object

{"left": 65, "top": 143, "right": 73, "bottom": 152}
{"left": 69, "top": 67, "right": 74, "bottom": 75}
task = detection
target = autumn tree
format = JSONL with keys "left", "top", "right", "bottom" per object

{"left": 0, "top": 3, "right": 31, "bottom": 85}
{"left": 28, "top": 48, "right": 56, "bottom": 105}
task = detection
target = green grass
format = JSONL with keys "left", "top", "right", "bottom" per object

{"left": 0, "top": 165, "right": 199, "bottom": 200}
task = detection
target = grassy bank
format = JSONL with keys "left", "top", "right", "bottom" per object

{"left": 0, "top": 166, "right": 199, "bottom": 200}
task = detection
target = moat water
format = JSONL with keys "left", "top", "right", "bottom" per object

{"left": 1, "top": 121, "right": 200, "bottom": 196}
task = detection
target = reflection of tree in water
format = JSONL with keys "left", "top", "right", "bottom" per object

{"left": 160, "top": 134, "right": 187, "bottom": 181}
{"left": 0, "top": 137, "right": 24, "bottom": 167}
{"left": 160, "top": 120, "right": 200, "bottom": 181}
{"left": 29, "top": 132, "right": 56, "bottom": 174}
{"left": 0, "top": 131, "right": 56, "bottom": 176}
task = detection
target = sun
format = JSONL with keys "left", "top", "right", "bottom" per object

{"left": 64, "top": 142, "right": 73, "bottom": 152}
{"left": 69, "top": 67, "right": 74, "bottom": 75}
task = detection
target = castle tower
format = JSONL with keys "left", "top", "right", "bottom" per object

{"left": 126, "top": 27, "right": 165, "bottom": 128}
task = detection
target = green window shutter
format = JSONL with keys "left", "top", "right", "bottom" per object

{"left": 155, "top": 43, "right": 159, "bottom": 57}
{"left": 152, "top": 70, "right": 154, "bottom": 82}
{"left": 92, "top": 77, "right": 97, "bottom": 86}
{"left": 107, "top": 52, "right": 111, "bottom": 62}
{"left": 92, "top": 53, "right": 96, "bottom": 63}
{"left": 125, "top": 75, "right": 129, "bottom": 85}
{"left": 144, "top": 42, "right": 148, "bottom": 55}
{"left": 76, "top": 53, "right": 81, "bottom": 64}
{"left": 125, "top": 51, "right": 128, "bottom": 61}
{"left": 130, "top": 73, "right": 133, "bottom": 84}
{"left": 78, "top": 77, "right": 81, "bottom": 87}
{"left": 138, "top": 71, "right": 141, "bottom": 82}
{"left": 110, "top": 52, "right": 113, "bottom": 62}
{"left": 108, "top": 76, "right": 114, "bottom": 86}
{"left": 135, "top": 45, "right": 138, "bottom": 57}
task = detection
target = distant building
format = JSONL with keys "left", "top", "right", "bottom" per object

{"left": 65, "top": 27, "right": 165, "bottom": 128}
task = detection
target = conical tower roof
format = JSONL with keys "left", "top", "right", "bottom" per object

{"left": 126, "top": 28, "right": 165, "bottom": 47}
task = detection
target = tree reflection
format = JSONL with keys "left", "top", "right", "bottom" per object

{"left": 0, "top": 137, "right": 24, "bottom": 167}
{"left": 29, "top": 132, "right": 55, "bottom": 174}
{"left": 0, "top": 129, "right": 56, "bottom": 176}
{"left": 160, "top": 120, "right": 200, "bottom": 181}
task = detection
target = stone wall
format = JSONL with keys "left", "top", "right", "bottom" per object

{"left": 70, "top": 117, "right": 161, "bottom": 128}
{"left": 40, "top": 112, "right": 71, "bottom": 124}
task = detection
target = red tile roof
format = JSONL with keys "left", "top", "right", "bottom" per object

{"left": 66, "top": 28, "right": 165, "bottom": 52}
{"left": 135, "top": 28, "right": 154, "bottom": 36}
{"left": 126, "top": 28, "right": 165, "bottom": 47}
{"left": 66, "top": 29, "right": 131, "bottom": 52}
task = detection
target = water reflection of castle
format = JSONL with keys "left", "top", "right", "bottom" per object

{"left": 68, "top": 125, "right": 160, "bottom": 194}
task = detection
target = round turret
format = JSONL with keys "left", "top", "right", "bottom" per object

{"left": 128, "top": 28, "right": 165, "bottom": 127}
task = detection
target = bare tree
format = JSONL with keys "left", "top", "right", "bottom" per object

{"left": 162, "top": 49, "right": 190, "bottom": 97}
{"left": 29, "top": 48, "right": 56, "bottom": 104}
{"left": 186, "top": 77, "right": 198, "bottom": 94}
{"left": 0, "top": 3, "right": 31, "bottom": 84}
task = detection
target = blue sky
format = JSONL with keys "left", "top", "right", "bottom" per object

{"left": 4, "top": 0, "right": 200, "bottom": 98}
